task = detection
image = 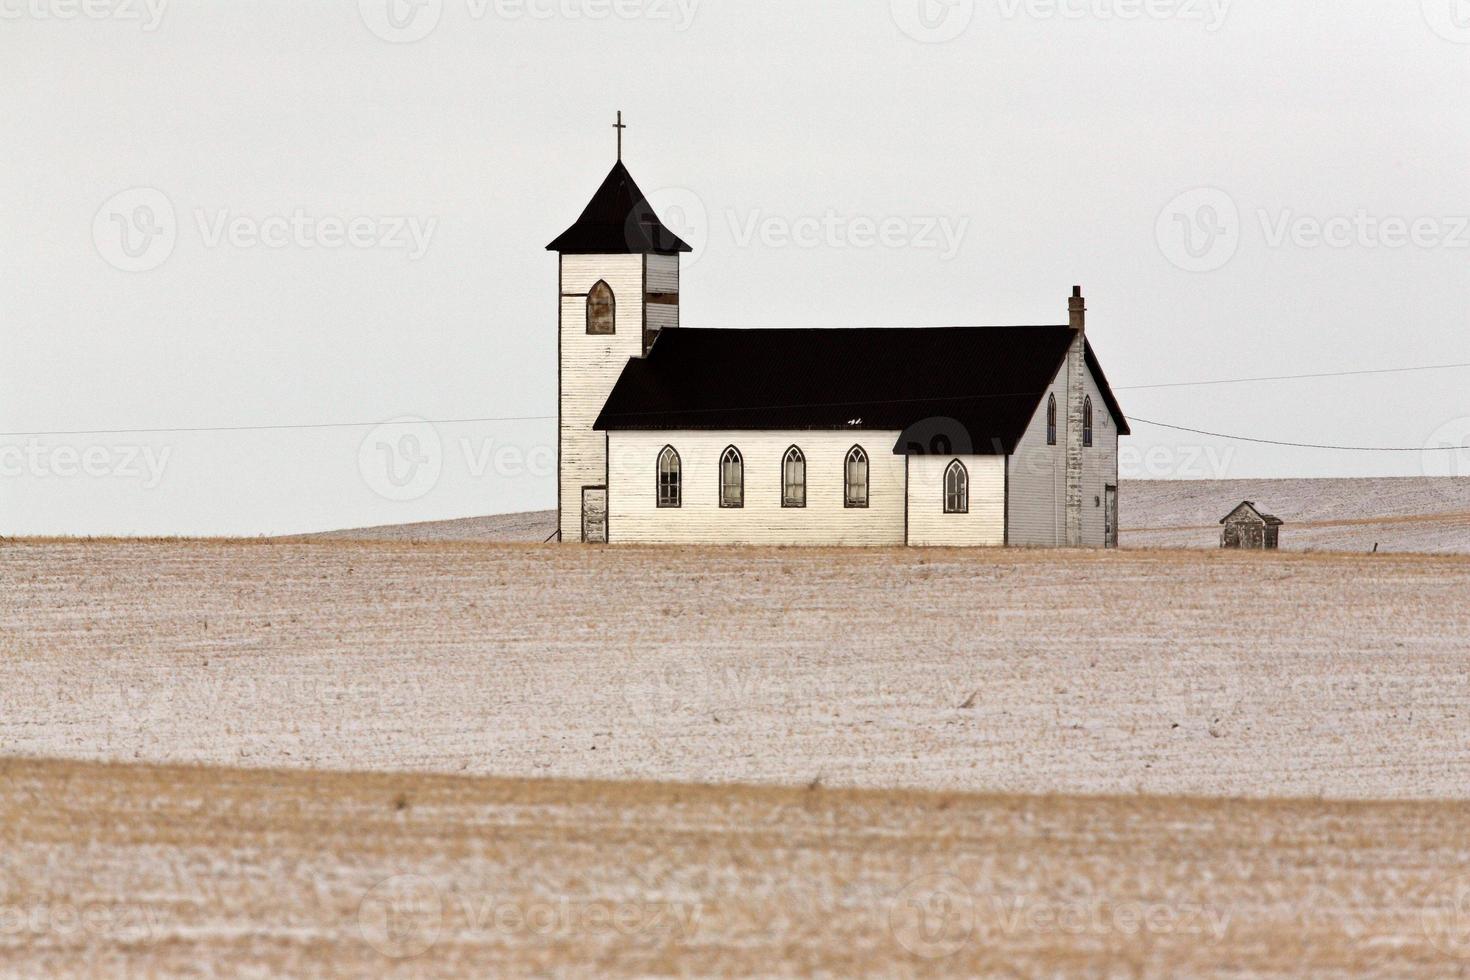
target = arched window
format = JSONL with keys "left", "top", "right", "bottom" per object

{"left": 845, "top": 446, "right": 869, "bottom": 508}
{"left": 657, "top": 446, "right": 681, "bottom": 508}
{"left": 1046, "top": 393, "right": 1058, "bottom": 446}
{"left": 782, "top": 446, "right": 806, "bottom": 508}
{"left": 720, "top": 446, "right": 743, "bottom": 508}
{"left": 587, "top": 280, "right": 615, "bottom": 335}
{"left": 1083, "top": 396, "right": 1094, "bottom": 448}
{"left": 944, "top": 459, "right": 968, "bottom": 514}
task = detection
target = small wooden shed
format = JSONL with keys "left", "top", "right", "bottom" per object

{"left": 1220, "top": 501, "right": 1283, "bottom": 550}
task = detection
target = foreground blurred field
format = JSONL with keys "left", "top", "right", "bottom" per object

{"left": 4, "top": 757, "right": 1470, "bottom": 977}
{"left": 3, "top": 540, "right": 1469, "bottom": 799}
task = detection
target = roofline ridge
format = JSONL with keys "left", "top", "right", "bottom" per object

{"left": 672, "top": 323, "right": 1073, "bottom": 332}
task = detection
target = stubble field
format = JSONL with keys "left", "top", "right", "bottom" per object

{"left": 3, "top": 539, "right": 1469, "bottom": 799}
{"left": 5, "top": 756, "right": 1470, "bottom": 977}
{"left": 6, "top": 538, "right": 1470, "bottom": 975}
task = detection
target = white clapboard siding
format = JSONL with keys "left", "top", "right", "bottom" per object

{"left": 606, "top": 431, "right": 905, "bottom": 546}
{"left": 646, "top": 303, "right": 678, "bottom": 334}
{"left": 1079, "top": 361, "right": 1119, "bottom": 546}
{"left": 1006, "top": 350, "right": 1119, "bottom": 547}
{"left": 1007, "top": 368, "right": 1066, "bottom": 548}
{"left": 905, "top": 455, "right": 1005, "bottom": 547}
{"left": 559, "top": 254, "right": 646, "bottom": 541}
{"left": 645, "top": 253, "right": 680, "bottom": 293}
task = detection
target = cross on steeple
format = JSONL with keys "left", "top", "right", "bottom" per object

{"left": 613, "top": 110, "right": 626, "bottom": 160}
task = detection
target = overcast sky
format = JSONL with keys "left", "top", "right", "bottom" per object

{"left": 4, "top": 0, "right": 1468, "bottom": 536}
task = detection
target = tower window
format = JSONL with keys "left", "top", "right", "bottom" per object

{"left": 720, "top": 446, "right": 743, "bottom": 508}
{"left": 1047, "top": 393, "right": 1057, "bottom": 446}
{"left": 782, "top": 446, "right": 806, "bottom": 508}
{"left": 944, "top": 459, "right": 968, "bottom": 514}
{"left": 1083, "top": 396, "right": 1094, "bottom": 448}
{"left": 587, "top": 280, "right": 615, "bottom": 335}
{"left": 845, "top": 446, "right": 869, "bottom": 508}
{"left": 657, "top": 446, "right": 681, "bottom": 508}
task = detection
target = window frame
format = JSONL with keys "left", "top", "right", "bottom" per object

{"left": 586, "top": 279, "right": 615, "bottom": 335}
{"left": 656, "top": 445, "right": 681, "bottom": 508}
{"left": 844, "top": 445, "right": 869, "bottom": 509}
{"left": 943, "top": 459, "right": 969, "bottom": 515}
{"left": 719, "top": 445, "right": 744, "bottom": 509}
{"left": 1046, "top": 392, "right": 1057, "bottom": 446}
{"left": 1083, "top": 395, "right": 1094, "bottom": 448}
{"left": 781, "top": 445, "right": 806, "bottom": 509}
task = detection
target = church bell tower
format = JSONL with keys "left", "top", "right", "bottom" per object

{"left": 546, "top": 114, "right": 691, "bottom": 543}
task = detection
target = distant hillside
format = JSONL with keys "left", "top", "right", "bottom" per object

{"left": 291, "top": 510, "right": 556, "bottom": 544}
{"left": 293, "top": 480, "right": 1469, "bottom": 554}
{"left": 1121, "top": 478, "right": 1470, "bottom": 554}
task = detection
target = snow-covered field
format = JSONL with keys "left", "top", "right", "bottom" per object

{"left": 1122, "top": 478, "right": 1470, "bottom": 554}
{"left": 6, "top": 756, "right": 1470, "bottom": 978}
{"left": 4, "top": 539, "right": 1469, "bottom": 800}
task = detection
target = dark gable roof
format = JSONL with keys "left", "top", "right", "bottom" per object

{"left": 1220, "top": 501, "right": 1283, "bottom": 525}
{"left": 595, "top": 326, "right": 1130, "bottom": 454}
{"left": 546, "top": 161, "right": 692, "bottom": 255}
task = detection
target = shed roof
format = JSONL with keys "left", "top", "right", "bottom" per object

{"left": 594, "top": 325, "right": 1130, "bottom": 454}
{"left": 1220, "top": 501, "right": 1284, "bottom": 526}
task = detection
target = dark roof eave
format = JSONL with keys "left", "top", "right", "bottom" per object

{"left": 592, "top": 326, "right": 1127, "bottom": 453}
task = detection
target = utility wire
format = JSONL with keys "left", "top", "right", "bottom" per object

{"left": 4, "top": 360, "right": 1467, "bottom": 449}
{"left": 1130, "top": 416, "right": 1460, "bottom": 452}
{"left": 1114, "top": 361, "right": 1470, "bottom": 391}
{"left": 0, "top": 415, "right": 557, "bottom": 439}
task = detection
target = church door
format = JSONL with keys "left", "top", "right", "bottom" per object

{"left": 1104, "top": 485, "right": 1118, "bottom": 549}
{"left": 582, "top": 487, "right": 608, "bottom": 543}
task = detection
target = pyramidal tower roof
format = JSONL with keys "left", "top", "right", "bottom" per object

{"left": 546, "top": 160, "right": 692, "bottom": 255}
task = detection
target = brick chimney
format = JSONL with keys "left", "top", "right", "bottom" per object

{"left": 1064, "top": 286, "right": 1086, "bottom": 547}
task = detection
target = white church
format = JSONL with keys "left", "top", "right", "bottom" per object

{"left": 550, "top": 136, "right": 1129, "bottom": 548}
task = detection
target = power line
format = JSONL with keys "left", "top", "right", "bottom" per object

{"left": 0, "top": 415, "right": 556, "bottom": 439}
{"left": 1129, "top": 416, "right": 1459, "bottom": 452}
{"left": 1114, "top": 360, "right": 1470, "bottom": 391}
{"left": 3, "top": 358, "right": 1466, "bottom": 446}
